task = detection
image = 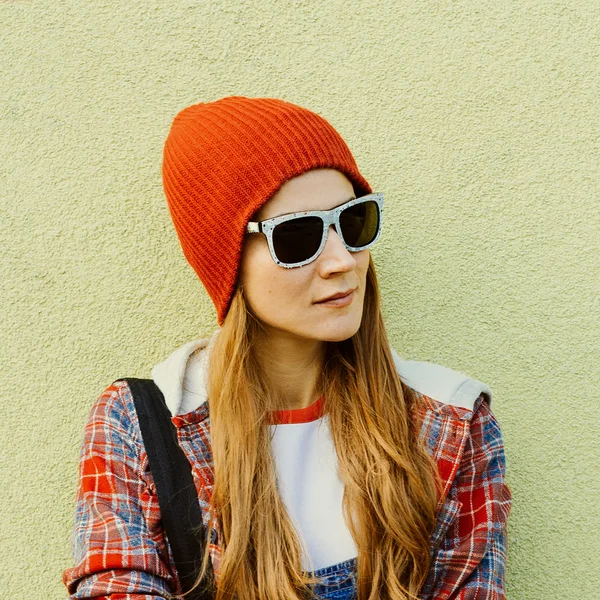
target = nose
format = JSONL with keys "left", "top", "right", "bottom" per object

{"left": 318, "top": 224, "right": 357, "bottom": 273}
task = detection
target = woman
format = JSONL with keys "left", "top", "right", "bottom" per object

{"left": 63, "top": 96, "right": 512, "bottom": 599}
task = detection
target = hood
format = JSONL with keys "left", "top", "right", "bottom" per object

{"left": 151, "top": 329, "right": 492, "bottom": 417}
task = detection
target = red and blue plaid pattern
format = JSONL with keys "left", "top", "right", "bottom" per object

{"left": 63, "top": 380, "right": 512, "bottom": 599}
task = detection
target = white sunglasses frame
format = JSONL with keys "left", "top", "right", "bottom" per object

{"left": 245, "top": 193, "right": 384, "bottom": 268}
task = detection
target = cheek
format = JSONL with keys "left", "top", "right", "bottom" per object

{"left": 355, "top": 252, "right": 371, "bottom": 303}
{"left": 240, "top": 248, "right": 270, "bottom": 296}
{"left": 356, "top": 250, "right": 371, "bottom": 279}
{"left": 239, "top": 245, "right": 310, "bottom": 315}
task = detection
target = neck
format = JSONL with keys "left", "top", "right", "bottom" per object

{"left": 254, "top": 329, "right": 326, "bottom": 411}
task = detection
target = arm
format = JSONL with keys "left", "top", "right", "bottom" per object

{"left": 62, "top": 382, "right": 179, "bottom": 599}
{"left": 424, "top": 396, "right": 513, "bottom": 600}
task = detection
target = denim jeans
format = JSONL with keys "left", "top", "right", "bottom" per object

{"left": 308, "top": 557, "right": 357, "bottom": 599}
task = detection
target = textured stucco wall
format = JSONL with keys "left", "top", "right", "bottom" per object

{"left": 1, "top": 1, "right": 599, "bottom": 598}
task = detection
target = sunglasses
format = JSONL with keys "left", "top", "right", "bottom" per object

{"left": 246, "top": 193, "right": 384, "bottom": 268}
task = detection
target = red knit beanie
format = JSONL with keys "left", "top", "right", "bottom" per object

{"left": 162, "top": 96, "right": 372, "bottom": 325}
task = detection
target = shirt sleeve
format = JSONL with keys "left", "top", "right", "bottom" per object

{"left": 62, "top": 381, "right": 179, "bottom": 599}
{"left": 423, "top": 395, "right": 513, "bottom": 600}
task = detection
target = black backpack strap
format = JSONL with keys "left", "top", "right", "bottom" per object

{"left": 117, "top": 377, "right": 215, "bottom": 599}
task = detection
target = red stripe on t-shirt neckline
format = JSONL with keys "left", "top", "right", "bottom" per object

{"left": 269, "top": 396, "right": 325, "bottom": 425}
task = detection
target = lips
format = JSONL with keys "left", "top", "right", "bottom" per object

{"left": 316, "top": 288, "right": 356, "bottom": 303}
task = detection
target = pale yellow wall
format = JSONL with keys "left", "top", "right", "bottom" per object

{"left": 1, "top": 1, "right": 599, "bottom": 598}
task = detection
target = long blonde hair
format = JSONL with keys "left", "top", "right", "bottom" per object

{"left": 194, "top": 256, "right": 441, "bottom": 599}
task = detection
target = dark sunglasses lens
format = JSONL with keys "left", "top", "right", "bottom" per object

{"left": 339, "top": 200, "right": 380, "bottom": 247}
{"left": 272, "top": 216, "right": 323, "bottom": 264}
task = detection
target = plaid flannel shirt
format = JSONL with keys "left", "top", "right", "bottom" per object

{"left": 63, "top": 379, "right": 512, "bottom": 599}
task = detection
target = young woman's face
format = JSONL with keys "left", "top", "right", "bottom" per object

{"left": 239, "top": 168, "right": 370, "bottom": 343}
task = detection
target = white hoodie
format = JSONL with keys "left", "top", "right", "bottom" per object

{"left": 151, "top": 329, "right": 491, "bottom": 571}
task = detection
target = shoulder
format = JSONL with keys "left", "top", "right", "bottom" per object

{"left": 390, "top": 347, "right": 492, "bottom": 412}
{"left": 82, "top": 379, "right": 144, "bottom": 455}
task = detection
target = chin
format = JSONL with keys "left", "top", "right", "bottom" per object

{"left": 315, "top": 315, "right": 363, "bottom": 343}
